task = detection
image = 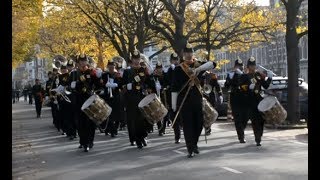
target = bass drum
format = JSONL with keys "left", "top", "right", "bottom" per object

{"left": 202, "top": 97, "right": 219, "bottom": 128}
{"left": 258, "top": 96, "right": 287, "bottom": 124}
{"left": 138, "top": 93, "right": 168, "bottom": 124}
{"left": 81, "top": 94, "right": 112, "bottom": 125}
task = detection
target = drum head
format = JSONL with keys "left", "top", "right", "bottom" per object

{"left": 138, "top": 93, "right": 156, "bottom": 108}
{"left": 258, "top": 96, "right": 277, "bottom": 112}
{"left": 81, "top": 95, "right": 97, "bottom": 110}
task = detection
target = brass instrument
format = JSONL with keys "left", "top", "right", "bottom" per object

{"left": 51, "top": 85, "right": 71, "bottom": 103}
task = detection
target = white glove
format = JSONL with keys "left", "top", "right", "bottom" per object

{"left": 171, "top": 92, "right": 178, "bottom": 112}
{"left": 171, "top": 64, "right": 175, "bottom": 70}
{"left": 45, "top": 96, "right": 49, "bottom": 101}
{"left": 111, "top": 83, "right": 118, "bottom": 88}
{"left": 228, "top": 72, "right": 235, "bottom": 79}
{"left": 156, "top": 81, "right": 161, "bottom": 91}
{"left": 54, "top": 100, "right": 58, "bottom": 104}
{"left": 96, "top": 68, "right": 103, "bottom": 78}
{"left": 127, "top": 83, "right": 132, "bottom": 90}
{"left": 71, "top": 81, "right": 76, "bottom": 89}
{"left": 106, "top": 82, "right": 112, "bottom": 88}
{"left": 99, "top": 90, "right": 104, "bottom": 95}
{"left": 235, "top": 68, "right": 243, "bottom": 75}
{"left": 267, "top": 71, "right": 273, "bottom": 78}
{"left": 219, "top": 96, "right": 223, "bottom": 104}
{"left": 249, "top": 83, "right": 255, "bottom": 90}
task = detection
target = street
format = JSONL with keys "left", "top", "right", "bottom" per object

{"left": 12, "top": 101, "right": 308, "bottom": 180}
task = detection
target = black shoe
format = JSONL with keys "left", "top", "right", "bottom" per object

{"left": 61, "top": 132, "right": 65, "bottom": 135}
{"left": 256, "top": 138, "right": 261, "bottom": 146}
{"left": 130, "top": 142, "right": 135, "bottom": 146}
{"left": 175, "top": 139, "right": 181, "bottom": 144}
{"left": 239, "top": 139, "right": 246, "bottom": 143}
{"left": 187, "top": 152, "right": 195, "bottom": 158}
{"left": 137, "top": 145, "right": 143, "bottom": 149}
{"left": 142, "top": 138, "right": 148, "bottom": 146}
{"left": 84, "top": 146, "right": 89, "bottom": 152}
{"left": 78, "top": 145, "right": 83, "bottom": 149}
{"left": 158, "top": 132, "right": 163, "bottom": 136}
{"left": 89, "top": 143, "right": 94, "bottom": 148}
{"left": 111, "top": 134, "right": 115, "bottom": 137}
{"left": 256, "top": 143, "right": 261, "bottom": 146}
{"left": 193, "top": 148, "right": 200, "bottom": 154}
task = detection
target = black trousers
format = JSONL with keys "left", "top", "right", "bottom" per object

{"left": 104, "top": 96, "right": 121, "bottom": 136}
{"left": 60, "top": 99, "right": 76, "bottom": 137}
{"left": 248, "top": 104, "right": 265, "bottom": 143}
{"left": 51, "top": 102, "right": 59, "bottom": 130}
{"left": 232, "top": 105, "right": 249, "bottom": 140}
{"left": 77, "top": 95, "right": 96, "bottom": 147}
{"left": 172, "top": 110, "right": 182, "bottom": 141}
{"left": 180, "top": 96, "right": 203, "bottom": 153}
{"left": 35, "top": 98, "right": 42, "bottom": 116}
{"left": 28, "top": 94, "right": 33, "bottom": 104}
{"left": 125, "top": 92, "right": 148, "bottom": 146}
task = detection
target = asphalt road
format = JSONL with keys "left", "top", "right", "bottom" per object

{"left": 12, "top": 101, "right": 308, "bottom": 180}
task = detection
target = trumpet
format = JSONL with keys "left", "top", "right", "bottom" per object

{"left": 51, "top": 85, "right": 71, "bottom": 103}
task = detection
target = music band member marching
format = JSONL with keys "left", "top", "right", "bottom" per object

{"left": 239, "top": 57, "right": 273, "bottom": 146}
{"left": 171, "top": 43, "right": 217, "bottom": 158}
{"left": 122, "top": 50, "right": 156, "bottom": 149}
{"left": 152, "top": 61, "right": 169, "bottom": 136}
{"left": 70, "top": 54, "right": 100, "bottom": 152}
{"left": 101, "top": 60, "right": 123, "bottom": 137}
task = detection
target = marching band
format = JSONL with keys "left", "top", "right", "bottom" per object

{"left": 38, "top": 43, "right": 283, "bottom": 158}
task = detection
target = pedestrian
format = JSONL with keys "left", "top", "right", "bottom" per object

{"left": 32, "top": 79, "right": 45, "bottom": 118}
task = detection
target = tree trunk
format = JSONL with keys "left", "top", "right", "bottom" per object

{"left": 285, "top": 0, "right": 300, "bottom": 123}
{"left": 95, "top": 33, "right": 104, "bottom": 69}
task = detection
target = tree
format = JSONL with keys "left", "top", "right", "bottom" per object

{"left": 280, "top": 0, "right": 308, "bottom": 123}
{"left": 141, "top": 0, "right": 278, "bottom": 59}
{"left": 38, "top": 2, "right": 117, "bottom": 68}
{"left": 12, "top": 0, "right": 43, "bottom": 68}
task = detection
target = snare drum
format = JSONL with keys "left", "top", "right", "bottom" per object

{"left": 138, "top": 93, "right": 168, "bottom": 124}
{"left": 81, "top": 94, "right": 112, "bottom": 125}
{"left": 258, "top": 96, "right": 287, "bottom": 124}
{"left": 202, "top": 97, "right": 219, "bottom": 128}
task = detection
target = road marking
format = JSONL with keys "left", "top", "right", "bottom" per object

{"left": 221, "top": 167, "right": 243, "bottom": 174}
{"left": 173, "top": 150, "right": 185, "bottom": 155}
{"left": 12, "top": 107, "right": 51, "bottom": 114}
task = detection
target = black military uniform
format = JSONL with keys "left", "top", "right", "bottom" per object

{"left": 122, "top": 50, "right": 156, "bottom": 149}
{"left": 239, "top": 57, "right": 272, "bottom": 146}
{"left": 101, "top": 60, "right": 123, "bottom": 137}
{"left": 68, "top": 60, "right": 80, "bottom": 136}
{"left": 32, "top": 79, "right": 44, "bottom": 118}
{"left": 72, "top": 55, "right": 100, "bottom": 152}
{"left": 153, "top": 62, "right": 170, "bottom": 136}
{"left": 171, "top": 43, "right": 216, "bottom": 157}
{"left": 201, "top": 69, "right": 223, "bottom": 135}
{"left": 167, "top": 52, "right": 182, "bottom": 143}
{"left": 224, "top": 59, "right": 248, "bottom": 143}
{"left": 46, "top": 70, "right": 60, "bottom": 130}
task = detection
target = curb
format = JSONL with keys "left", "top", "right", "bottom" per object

{"left": 265, "top": 124, "right": 307, "bottom": 129}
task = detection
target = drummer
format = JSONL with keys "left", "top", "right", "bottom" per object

{"left": 70, "top": 54, "right": 101, "bottom": 152}
{"left": 239, "top": 57, "right": 273, "bottom": 146}
{"left": 122, "top": 50, "right": 156, "bottom": 149}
